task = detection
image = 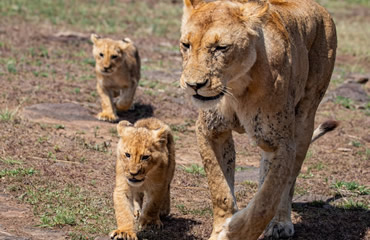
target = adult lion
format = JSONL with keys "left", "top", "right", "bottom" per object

{"left": 179, "top": 0, "right": 337, "bottom": 239}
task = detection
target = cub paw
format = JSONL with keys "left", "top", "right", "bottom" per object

{"left": 97, "top": 112, "right": 118, "bottom": 122}
{"left": 139, "top": 217, "right": 163, "bottom": 230}
{"left": 264, "top": 221, "right": 294, "bottom": 239}
{"left": 110, "top": 229, "right": 138, "bottom": 240}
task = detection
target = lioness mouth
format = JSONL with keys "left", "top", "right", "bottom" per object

{"left": 128, "top": 178, "right": 144, "bottom": 183}
{"left": 193, "top": 92, "right": 224, "bottom": 101}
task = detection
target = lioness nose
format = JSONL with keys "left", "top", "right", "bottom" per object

{"left": 104, "top": 66, "right": 110, "bottom": 71}
{"left": 186, "top": 79, "right": 208, "bottom": 90}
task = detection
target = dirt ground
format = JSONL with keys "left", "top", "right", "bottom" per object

{"left": 0, "top": 1, "right": 369, "bottom": 240}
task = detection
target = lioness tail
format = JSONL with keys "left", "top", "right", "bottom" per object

{"left": 311, "top": 120, "right": 339, "bottom": 143}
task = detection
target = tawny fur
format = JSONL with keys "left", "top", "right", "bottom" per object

{"left": 110, "top": 118, "right": 175, "bottom": 240}
{"left": 91, "top": 34, "right": 140, "bottom": 122}
{"left": 180, "top": 0, "right": 337, "bottom": 239}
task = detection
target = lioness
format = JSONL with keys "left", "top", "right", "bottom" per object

{"left": 91, "top": 34, "right": 140, "bottom": 122}
{"left": 179, "top": 0, "right": 337, "bottom": 239}
{"left": 110, "top": 118, "right": 175, "bottom": 240}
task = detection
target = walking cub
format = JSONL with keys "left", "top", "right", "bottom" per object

{"left": 91, "top": 34, "right": 140, "bottom": 122}
{"left": 110, "top": 118, "right": 175, "bottom": 240}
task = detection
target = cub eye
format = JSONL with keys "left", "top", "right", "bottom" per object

{"left": 181, "top": 42, "right": 190, "bottom": 50}
{"left": 111, "top": 55, "right": 118, "bottom": 59}
{"left": 125, "top": 153, "right": 131, "bottom": 158}
{"left": 99, "top": 53, "right": 104, "bottom": 57}
{"left": 215, "top": 45, "right": 230, "bottom": 52}
{"left": 141, "top": 155, "right": 150, "bottom": 161}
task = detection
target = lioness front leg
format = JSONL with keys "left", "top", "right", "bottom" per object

{"left": 219, "top": 142, "right": 294, "bottom": 240}
{"left": 110, "top": 187, "right": 137, "bottom": 240}
{"left": 96, "top": 82, "right": 118, "bottom": 122}
{"left": 265, "top": 113, "right": 316, "bottom": 239}
{"left": 196, "top": 111, "right": 238, "bottom": 240}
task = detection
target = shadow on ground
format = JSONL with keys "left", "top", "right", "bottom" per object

{"left": 117, "top": 102, "right": 154, "bottom": 123}
{"left": 137, "top": 216, "right": 202, "bottom": 240}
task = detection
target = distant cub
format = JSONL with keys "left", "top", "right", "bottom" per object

{"left": 110, "top": 118, "right": 175, "bottom": 240}
{"left": 91, "top": 34, "right": 140, "bottom": 122}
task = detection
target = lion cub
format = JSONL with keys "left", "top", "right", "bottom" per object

{"left": 110, "top": 118, "right": 175, "bottom": 240}
{"left": 91, "top": 34, "right": 140, "bottom": 122}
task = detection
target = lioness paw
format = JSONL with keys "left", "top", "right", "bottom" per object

{"left": 265, "top": 221, "right": 294, "bottom": 239}
{"left": 97, "top": 112, "right": 118, "bottom": 122}
{"left": 110, "top": 229, "right": 138, "bottom": 240}
{"left": 139, "top": 217, "right": 163, "bottom": 230}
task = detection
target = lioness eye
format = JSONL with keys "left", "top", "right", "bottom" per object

{"left": 125, "top": 153, "right": 131, "bottom": 158}
{"left": 111, "top": 55, "right": 118, "bottom": 59}
{"left": 99, "top": 53, "right": 104, "bottom": 57}
{"left": 181, "top": 42, "right": 190, "bottom": 49}
{"left": 215, "top": 45, "right": 229, "bottom": 52}
{"left": 141, "top": 155, "right": 150, "bottom": 161}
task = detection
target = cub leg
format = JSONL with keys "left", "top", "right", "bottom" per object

{"left": 196, "top": 110, "right": 238, "bottom": 240}
{"left": 96, "top": 82, "right": 118, "bottom": 122}
{"left": 140, "top": 185, "right": 168, "bottom": 229}
{"left": 159, "top": 184, "right": 171, "bottom": 217}
{"left": 110, "top": 183, "right": 137, "bottom": 240}
{"left": 133, "top": 192, "right": 144, "bottom": 220}
{"left": 116, "top": 84, "right": 137, "bottom": 111}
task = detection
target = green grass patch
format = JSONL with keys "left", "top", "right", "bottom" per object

{"left": 0, "top": 157, "right": 23, "bottom": 165}
{"left": 332, "top": 181, "right": 370, "bottom": 195}
{"left": 183, "top": 164, "right": 206, "bottom": 176}
{"left": 175, "top": 204, "right": 212, "bottom": 216}
{"left": 0, "top": 107, "right": 20, "bottom": 122}
{"left": 7, "top": 59, "right": 17, "bottom": 73}
{"left": 335, "top": 96, "right": 355, "bottom": 109}
{"left": 19, "top": 183, "right": 114, "bottom": 233}
{"left": 335, "top": 198, "right": 369, "bottom": 210}
{"left": 0, "top": 0, "right": 182, "bottom": 39}
{"left": 0, "top": 168, "right": 36, "bottom": 178}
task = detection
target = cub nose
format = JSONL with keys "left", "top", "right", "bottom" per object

{"left": 186, "top": 79, "right": 208, "bottom": 90}
{"left": 103, "top": 66, "right": 110, "bottom": 71}
{"left": 130, "top": 170, "right": 140, "bottom": 176}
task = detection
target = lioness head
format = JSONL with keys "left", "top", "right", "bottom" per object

{"left": 180, "top": 0, "right": 268, "bottom": 108}
{"left": 116, "top": 120, "right": 170, "bottom": 187}
{"left": 91, "top": 34, "right": 132, "bottom": 75}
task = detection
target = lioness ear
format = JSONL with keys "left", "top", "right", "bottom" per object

{"left": 184, "top": 0, "right": 203, "bottom": 8}
{"left": 182, "top": 0, "right": 203, "bottom": 27}
{"left": 117, "top": 120, "right": 133, "bottom": 137}
{"left": 240, "top": 2, "right": 269, "bottom": 35}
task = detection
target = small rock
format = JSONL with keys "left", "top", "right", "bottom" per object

{"left": 337, "top": 147, "right": 352, "bottom": 152}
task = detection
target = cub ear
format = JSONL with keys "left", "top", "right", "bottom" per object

{"left": 153, "top": 125, "right": 170, "bottom": 146}
{"left": 90, "top": 34, "right": 100, "bottom": 44}
{"left": 118, "top": 39, "right": 131, "bottom": 52}
{"left": 117, "top": 120, "right": 133, "bottom": 137}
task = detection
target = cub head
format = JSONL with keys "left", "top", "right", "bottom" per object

{"left": 116, "top": 119, "right": 170, "bottom": 187}
{"left": 180, "top": 0, "right": 269, "bottom": 108}
{"left": 91, "top": 34, "right": 132, "bottom": 75}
